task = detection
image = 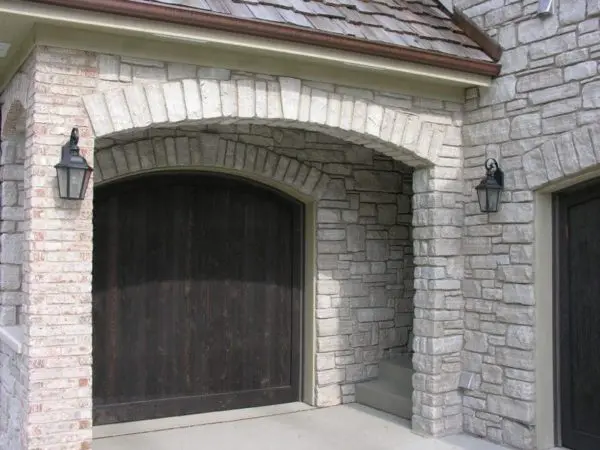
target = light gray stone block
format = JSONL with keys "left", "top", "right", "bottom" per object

{"left": 487, "top": 395, "right": 534, "bottom": 424}
{"left": 502, "top": 420, "right": 534, "bottom": 450}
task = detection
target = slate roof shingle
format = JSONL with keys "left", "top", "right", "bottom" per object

{"left": 137, "top": 0, "right": 495, "bottom": 63}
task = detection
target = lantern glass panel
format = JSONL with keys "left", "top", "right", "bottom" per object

{"left": 487, "top": 188, "right": 500, "bottom": 212}
{"left": 477, "top": 185, "right": 501, "bottom": 213}
{"left": 81, "top": 169, "right": 92, "bottom": 198}
{"left": 477, "top": 186, "right": 487, "bottom": 212}
{"left": 68, "top": 167, "right": 87, "bottom": 200}
{"left": 57, "top": 167, "right": 69, "bottom": 199}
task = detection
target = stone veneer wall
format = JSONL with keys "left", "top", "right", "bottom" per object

{"left": 0, "top": 137, "right": 26, "bottom": 450}
{"left": 0, "top": 137, "right": 25, "bottom": 326}
{"left": 0, "top": 64, "right": 31, "bottom": 450}
{"left": 95, "top": 124, "right": 414, "bottom": 405}
{"left": 89, "top": 50, "right": 468, "bottom": 436}
{"left": 0, "top": 342, "right": 25, "bottom": 450}
{"left": 456, "top": 1, "right": 600, "bottom": 449}
{"left": 0, "top": 44, "right": 470, "bottom": 448}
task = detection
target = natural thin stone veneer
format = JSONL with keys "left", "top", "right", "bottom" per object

{"left": 0, "top": 47, "right": 468, "bottom": 449}
{"left": 456, "top": 0, "right": 600, "bottom": 448}
{"left": 96, "top": 124, "right": 416, "bottom": 409}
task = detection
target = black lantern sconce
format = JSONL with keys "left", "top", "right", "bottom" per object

{"left": 476, "top": 158, "right": 504, "bottom": 213}
{"left": 55, "top": 128, "right": 93, "bottom": 200}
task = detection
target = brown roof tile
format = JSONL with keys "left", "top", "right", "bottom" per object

{"left": 133, "top": 0, "right": 496, "bottom": 63}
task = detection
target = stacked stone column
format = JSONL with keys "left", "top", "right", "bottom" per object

{"left": 21, "top": 47, "right": 96, "bottom": 450}
{"left": 0, "top": 135, "right": 26, "bottom": 450}
{"left": 411, "top": 166, "right": 465, "bottom": 436}
{"left": 0, "top": 136, "right": 25, "bottom": 326}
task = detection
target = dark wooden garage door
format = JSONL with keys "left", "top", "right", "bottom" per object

{"left": 92, "top": 173, "right": 303, "bottom": 425}
{"left": 557, "top": 181, "right": 600, "bottom": 450}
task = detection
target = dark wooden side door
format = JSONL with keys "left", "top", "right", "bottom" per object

{"left": 557, "top": 181, "right": 600, "bottom": 450}
{"left": 92, "top": 173, "right": 303, "bottom": 425}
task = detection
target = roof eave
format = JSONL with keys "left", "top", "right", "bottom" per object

{"left": 451, "top": 8, "right": 503, "bottom": 63}
{"left": 24, "top": 0, "right": 502, "bottom": 77}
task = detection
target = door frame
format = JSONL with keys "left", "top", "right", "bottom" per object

{"left": 552, "top": 179, "right": 600, "bottom": 449}
{"left": 91, "top": 170, "right": 319, "bottom": 425}
{"left": 533, "top": 167, "right": 600, "bottom": 450}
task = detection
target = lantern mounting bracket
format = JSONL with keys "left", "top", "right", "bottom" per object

{"left": 485, "top": 158, "right": 504, "bottom": 188}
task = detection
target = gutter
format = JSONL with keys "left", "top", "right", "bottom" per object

{"left": 24, "top": 0, "right": 501, "bottom": 77}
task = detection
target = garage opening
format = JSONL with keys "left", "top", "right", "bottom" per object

{"left": 92, "top": 172, "right": 303, "bottom": 425}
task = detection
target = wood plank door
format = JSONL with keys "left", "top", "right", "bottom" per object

{"left": 92, "top": 173, "right": 303, "bottom": 425}
{"left": 557, "top": 181, "right": 600, "bottom": 450}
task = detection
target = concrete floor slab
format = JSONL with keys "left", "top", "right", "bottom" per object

{"left": 94, "top": 402, "right": 313, "bottom": 439}
{"left": 94, "top": 404, "right": 510, "bottom": 450}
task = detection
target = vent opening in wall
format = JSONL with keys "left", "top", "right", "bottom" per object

{"left": 538, "top": 0, "right": 553, "bottom": 16}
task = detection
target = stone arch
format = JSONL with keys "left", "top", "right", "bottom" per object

{"left": 523, "top": 123, "right": 600, "bottom": 190}
{"left": 93, "top": 133, "right": 330, "bottom": 201}
{"left": 83, "top": 77, "right": 444, "bottom": 168}
{"left": 90, "top": 123, "right": 419, "bottom": 411}
{"left": 1, "top": 73, "right": 28, "bottom": 140}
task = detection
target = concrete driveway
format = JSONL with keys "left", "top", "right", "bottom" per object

{"left": 94, "top": 403, "right": 509, "bottom": 450}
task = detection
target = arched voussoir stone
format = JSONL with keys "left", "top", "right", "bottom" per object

{"left": 522, "top": 123, "right": 600, "bottom": 190}
{"left": 93, "top": 133, "right": 330, "bottom": 201}
{"left": 1, "top": 73, "right": 29, "bottom": 139}
{"left": 83, "top": 77, "right": 442, "bottom": 168}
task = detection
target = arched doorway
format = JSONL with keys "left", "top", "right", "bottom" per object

{"left": 92, "top": 172, "right": 304, "bottom": 425}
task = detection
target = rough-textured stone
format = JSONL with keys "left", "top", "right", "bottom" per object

{"left": 7, "top": 19, "right": 577, "bottom": 446}
{"left": 502, "top": 420, "right": 534, "bottom": 450}
{"left": 582, "top": 80, "right": 600, "bottom": 108}
{"left": 458, "top": 2, "right": 600, "bottom": 444}
{"left": 506, "top": 325, "right": 534, "bottom": 350}
{"left": 464, "top": 331, "right": 488, "bottom": 353}
{"left": 487, "top": 395, "right": 534, "bottom": 424}
{"left": 88, "top": 117, "right": 419, "bottom": 432}
{"left": 504, "top": 378, "right": 535, "bottom": 401}
{"left": 510, "top": 114, "right": 541, "bottom": 139}
{"left": 479, "top": 75, "right": 516, "bottom": 106}
{"left": 63, "top": 50, "right": 467, "bottom": 441}
{"left": 502, "top": 283, "right": 534, "bottom": 305}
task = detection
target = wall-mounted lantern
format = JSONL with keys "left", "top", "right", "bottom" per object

{"left": 476, "top": 158, "right": 504, "bottom": 213}
{"left": 55, "top": 128, "right": 93, "bottom": 200}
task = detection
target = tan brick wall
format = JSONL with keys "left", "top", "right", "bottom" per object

{"left": 22, "top": 47, "right": 97, "bottom": 450}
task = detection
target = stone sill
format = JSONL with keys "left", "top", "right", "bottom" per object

{"left": 0, "top": 325, "right": 24, "bottom": 354}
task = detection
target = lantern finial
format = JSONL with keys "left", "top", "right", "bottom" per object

{"left": 70, "top": 128, "right": 79, "bottom": 148}
{"left": 484, "top": 158, "right": 503, "bottom": 187}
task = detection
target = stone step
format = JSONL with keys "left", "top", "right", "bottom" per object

{"left": 355, "top": 379, "right": 412, "bottom": 420}
{"left": 378, "top": 354, "right": 413, "bottom": 388}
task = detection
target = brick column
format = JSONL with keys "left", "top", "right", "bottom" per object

{"left": 22, "top": 47, "right": 96, "bottom": 450}
{"left": 411, "top": 167, "right": 465, "bottom": 436}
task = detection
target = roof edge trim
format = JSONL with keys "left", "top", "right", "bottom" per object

{"left": 24, "top": 0, "right": 502, "bottom": 77}
{"left": 451, "top": 8, "right": 503, "bottom": 62}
